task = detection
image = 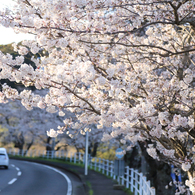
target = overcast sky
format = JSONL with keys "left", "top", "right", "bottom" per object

{"left": 0, "top": 0, "right": 35, "bottom": 45}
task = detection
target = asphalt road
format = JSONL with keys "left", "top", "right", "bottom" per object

{"left": 0, "top": 159, "right": 72, "bottom": 195}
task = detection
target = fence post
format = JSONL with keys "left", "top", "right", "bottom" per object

{"left": 135, "top": 171, "right": 138, "bottom": 195}
{"left": 106, "top": 160, "right": 109, "bottom": 176}
{"left": 151, "top": 187, "right": 156, "bottom": 195}
{"left": 64, "top": 150, "right": 66, "bottom": 159}
{"left": 78, "top": 152, "right": 81, "bottom": 164}
{"left": 94, "top": 158, "right": 97, "bottom": 171}
{"left": 74, "top": 153, "right": 76, "bottom": 164}
{"left": 110, "top": 161, "right": 113, "bottom": 178}
{"left": 98, "top": 158, "right": 101, "bottom": 171}
{"left": 70, "top": 152, "right": 72, "bottom": 162}
{"left": 51, "top": 150, "right": 54, "bottom": 159}
{"left": 130, "top": 169, "right": 134, "bottom": 192}
{"left": 113, "top": 160, "right": 116, "bottom": 180}
{"left": 102, "top": 159, "right": 105, "bottom": 174}
{"left": 121, "top": 175, "right": 125, "bottom": 185}
{"left": 89, "top": 156, "right": 93, "bottom": 169}
{"left": 139, "top": 172, "right": 143, "bottom": 195}
{"left": 147, "top": 181, "right": 150, "bottom": 194}
{"left": 126, "top": 166, "right": 129, "bottom": 189}
{"left": 142, "top": 176, "right": 147, "bottom": 194}
{"left": 65, "top": 151, "right": 68, "bottom": 161}
{"left": 62, "top": 150, "right": 64, "bottom": 159}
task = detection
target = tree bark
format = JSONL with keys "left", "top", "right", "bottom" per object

{"left": 137, "top": 142, "right": 175, "bottom": 195}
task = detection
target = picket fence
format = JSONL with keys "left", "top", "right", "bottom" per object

{"left": 8, "top": 148, "right": 156, "bottom": 195}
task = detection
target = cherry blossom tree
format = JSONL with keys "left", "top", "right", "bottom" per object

{"left": 0, "top": 93, "right": 66, "bottom": 154}
{"left": 0, "top": 88, "right": 101, "bottom": 156}
{"left": 0, "top": 0, "right": 195, "bottom": 193}
{"left": 66, "top": 124, "right": 113, "bottom": 155}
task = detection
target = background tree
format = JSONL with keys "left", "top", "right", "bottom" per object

{"left": 0, "top": 94, "right": 66, "bottom": 155}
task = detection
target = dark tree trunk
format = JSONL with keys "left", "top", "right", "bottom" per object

{"left": 124, "top": 145, "right": 141, "bottom": 169}
{"left": 14, "top": 132, "right": 24, "bottom": 155}
{"left": 24, "top": 138, "right": 34, "bottom": 156}
{"left": 91, "top": 142, "right": 99, "bottom": 157}
{"left": 46, "top": 137, "right": 52, "bottom": 151}
{"left": 138, "top": 142, "right": 175, "bottom": 195}
{"left": 45, "top": 137, "right": 52, "bottom": 157}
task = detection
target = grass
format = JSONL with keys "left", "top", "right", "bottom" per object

{"left": 123, "top": 188, "right": 134, "bottom": 195}
{"left": 86, "top": 181, "right": 93, "bottom": 195}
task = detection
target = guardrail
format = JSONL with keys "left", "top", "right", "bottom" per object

{"left": 8, "top": 148, "right": 155, "bottom": 195}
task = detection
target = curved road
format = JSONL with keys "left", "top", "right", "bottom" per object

{"left": 0, "top": 159, "right": 72, "bottom": 195}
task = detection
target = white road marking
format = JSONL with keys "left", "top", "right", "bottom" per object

{"left": 8, "top": 178, "right": 17, "bottom": 185}
{"left": 8, "top": 164, "right": 22, "bottom": 186}
{"left": 17, "top": 171, "right": 22, "bottom": 176}
{"left": 43, "top": 165, "right": 72, "bottom": 195}
{"left": 28, "top": 162, "right": 72, "bottom": 195}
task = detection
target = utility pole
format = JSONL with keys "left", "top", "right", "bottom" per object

{"left": 85, "top": 131, "right": 89, "bottom": 175}
{"left": 52, "top": 137, "right": 55, "bottom": 158}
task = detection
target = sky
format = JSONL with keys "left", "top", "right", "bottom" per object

{"left": 0, "top": 0, "right": 35, "bottom": 45}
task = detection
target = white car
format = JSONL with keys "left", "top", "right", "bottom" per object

{"left": 0, "top": 148, "right": 9, "bottom": 169}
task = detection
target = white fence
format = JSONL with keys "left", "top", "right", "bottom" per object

{"left": 8, "top": 148, "right": 155, "bottom": 195}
